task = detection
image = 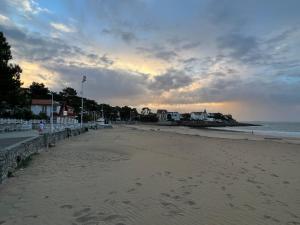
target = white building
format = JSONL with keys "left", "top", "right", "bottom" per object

{"left": 31, "top": 99, "right": 60, "bottom": 117}
{"left": 190, "top": 110, "right": 209, "bottom": 121}
{"left": 167, "top": 112, "right": 181, "bottom": 121}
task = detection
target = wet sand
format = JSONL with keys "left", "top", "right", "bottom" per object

{"left": 0, "top": 126, "right": 299, "bottom": 225}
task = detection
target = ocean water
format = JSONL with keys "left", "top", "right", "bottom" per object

{"left": 211, "top": 121, "right": 300, "bottom": 138}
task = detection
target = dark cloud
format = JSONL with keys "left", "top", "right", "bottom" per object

{"left": 159, "top": 76, "right": 300, "bottom": 107}
{"left": 136, "top": 46, "right": 177, "bottom": 61}
{"left": 102, "top": 28, "right": 137, "bottom": 43}
{"left": 217, "top": 34, "right": 259, "bottom": 59}
{"left": 180, "top": 41, "right": 201, "bottom": 50}
{"left": 182, "top": 57, "right": 198, "bottom": 64}
{"left": 149, "top": 69, "right": 193, "bottom": 91}
{"left": 0, "top": 24, "right": 114, "bottom": 66}
{"left": 46, "top": 64, "right": 149, "bottom": 102}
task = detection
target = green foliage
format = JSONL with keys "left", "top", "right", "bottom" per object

{"left": 13, "top": 108, "right": 33, "bottom": 120}
{"left": 38, "top": 112, "right": 48, "bottom": 120}
{"left": 140, "top": 114, "right": 158, "bottom": 122}
{"left": 0, "top": 32, "right": 23, "bottom": 109}
{"left": 181, "top": 113, "right": 191, "bottom": 121}
{"left": 29, "top": 82, "right": 50, "bottom": 99}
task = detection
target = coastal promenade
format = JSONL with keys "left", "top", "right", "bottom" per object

{"left": 0, "top": 130, "right": 38, "bottom": 149}
{"left": 0, "top": 126, "right": 299, "bottom": 225}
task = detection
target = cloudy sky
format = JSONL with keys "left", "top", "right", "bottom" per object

{"left": 1, "top": 0, "right": 300, "bottom": 121}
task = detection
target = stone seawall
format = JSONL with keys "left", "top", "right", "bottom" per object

{"left": 0, "top": 128, "right": 85, "bottom": 183}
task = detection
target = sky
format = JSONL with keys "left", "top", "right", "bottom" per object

{"left": 0, "top": 0, "right": 300, "bottom": 121}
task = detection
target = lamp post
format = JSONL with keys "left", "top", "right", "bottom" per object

{"left": 81, "top": 75, "right": 87, "bottom": 128}
{"left": 51, "top": 92, "right": 53, "bottom": 133}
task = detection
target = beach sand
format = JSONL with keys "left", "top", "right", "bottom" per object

{"left": 0, "top": 125, "right": 299, "bottom": 225}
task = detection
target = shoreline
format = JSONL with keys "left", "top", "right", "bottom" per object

{"left": 126, "top": 124, "right": 300, "bottom": 145}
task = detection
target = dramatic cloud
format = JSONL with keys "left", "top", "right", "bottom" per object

{"left": 149, "top": 69, "right": 193, "bottom": 91}
{"left": 1, "top": 0, "right": 300, "bottom": 120}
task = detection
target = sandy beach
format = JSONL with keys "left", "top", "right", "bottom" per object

{"left": 0, "top": 125, "right": 299, "bottom": 225}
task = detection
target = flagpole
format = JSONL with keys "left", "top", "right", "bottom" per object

{"left": 81, "top": 80, "right": 83, "bottom": 128}
{"left": 80, "top": 75, "right": 86, "bottom": 128}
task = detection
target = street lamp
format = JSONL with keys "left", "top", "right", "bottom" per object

{"left": 81, "top": 75, "right": 87, "bottom": 128}
{"left": 51, "top": 92, "right": 53, "bottom": 133}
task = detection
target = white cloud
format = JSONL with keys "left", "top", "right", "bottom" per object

{"left": 0, "top": 14, "right": 10, "bottom": 24}
{"left": 50, "top": 22, "right": 76, "bottom": 33}
{"left": 8, "top": 0, "right": 50, "bottom": 15}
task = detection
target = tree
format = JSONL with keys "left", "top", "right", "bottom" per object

{"left": 29, "top": 82, "right": 50, "bottom": 99}
{"left": 0, "top": 32, "right": 23, "bottom": 109}
{"left": 141, "top": 107, "right": 151, "bottom": 115}
{"left": 181, "top": 113, "right": 191, "bottom": 121}
{"left": 59, "top": 87, "right": 81, "bottom": 114}
{"left": 60, "top": 87, "right": 77, "bottom": 98}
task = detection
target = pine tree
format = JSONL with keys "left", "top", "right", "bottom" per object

{"left": 0, "top": 32, "right": 23, "bottom": 109}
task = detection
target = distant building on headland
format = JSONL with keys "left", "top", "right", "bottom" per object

{"left": 31, "top": 99, "right": 60, "bottom": 117}
{"left": 156, "top": 109, "right": 181, "bottom": 121}
{"left": 167, "top": 112, "right": 181, "bottom": 121}
{"left": 190, "top": 110, "right": 209, "bottom": 121}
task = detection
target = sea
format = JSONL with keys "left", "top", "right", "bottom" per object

{"left": 210, "top": 121, "right": 300, "bottom": 138}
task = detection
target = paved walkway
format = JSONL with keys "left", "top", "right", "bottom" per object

{"left": 0, "top": 130, "right": 38, "bottom": 150}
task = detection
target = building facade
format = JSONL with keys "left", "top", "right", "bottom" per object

{"left": 167, "top": 112, "right": 181, "bottom": 121}
{"left": 31, "top": 99, "right": 60, "bottom": 117}
{"left": 190, "top": 110, "right": 209, "bottom": 121}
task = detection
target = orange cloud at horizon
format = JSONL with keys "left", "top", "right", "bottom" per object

{"left": 113, "top": 53, "right": 168, "bottom": 76}
{"left": 19, "top": 61, "right": 61, "bottom": 88}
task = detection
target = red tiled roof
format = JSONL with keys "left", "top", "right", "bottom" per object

{"left": 31, "top": 99, "right": 52, "bottom": 105}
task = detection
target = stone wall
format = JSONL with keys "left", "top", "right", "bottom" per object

{"left": 0, "top": 128, "right": 85, "bottom": 183}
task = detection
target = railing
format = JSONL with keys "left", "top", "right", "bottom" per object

{"left": 0, "top": 117, "right": 80, "bottom": 133}
{"left": 0, "top": 118, "right": 32, "bottom": 132}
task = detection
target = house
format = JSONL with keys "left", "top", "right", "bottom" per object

{"left": 167, "top": 112, "right": 181, "bottom": 121}
{"left": 156, "top": 109, "right": 168, "bottom": 121}
{"left": 190, "top": 110, "right": 209, "bottom": 121}
{"left": 59, "top": 103, "right": 76, "bottom": 117}
{"left": 31, "top": 99, "right": 60, "bottom": 117}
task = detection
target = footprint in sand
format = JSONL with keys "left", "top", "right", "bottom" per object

{"left": 243, "top": 204, "right": 256, "bottom": 211}
{"left": 160, "top": 193, "right": 171, "bottom": 197}
{"left": 164, "top": 171, "right": 172, "bottom": 176}
{"left": 276, "top": 200, "right": 289, "bottom": 207}
{"left": 178, "top": 178, "right": 187, "bottom": 182}
{"left": 263, "top": 215, "right": 281, "bottom": 223}
{"left": 286, "top": 222, "right": 300, "bottom": 225}
{"left": 172, "top": 195, "right": 181, "bottom": 200}
{"left": 270, "top": 173, "right": 279, "bottom": 178}
{"left": 60, "top": 204, "right": 73, "bottom": 209}
{"left": 102, "top": 214, "right": 126, "bottom": 222}
{"left": 283, "top": 181, "right": 290, "bottom": 184}
{"left": 135, "top": 182, "right": 142, "bottom": 186}
{"left": 122, "top": 200, "right": 131, "bottom": 205}
{"left": 73, "top": 207, "right": 91, "bottom": 217}
{"left": 226, "top": 193, "right": 233, "bottom": 200}
{"left": 185, "top": 200, "right": 196, "bottom": 206}
{"left": 127, "top": 188, "right": 136, "bottom": 193}
{"left": 75, "top": 214, "right": 98, "bottom": 223}
{"left": 228, "top": 203, "right": 235, "bottom": 208}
